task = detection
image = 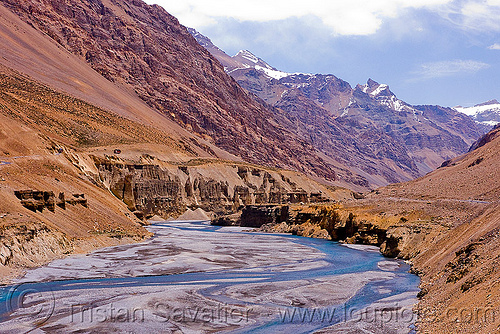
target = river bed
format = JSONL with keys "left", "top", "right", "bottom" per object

{"left": 0, "top": 221, "right": 419, "bottom": 333}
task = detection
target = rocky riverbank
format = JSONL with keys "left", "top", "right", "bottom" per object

{"left": 253, "top": 196, "right": 500, "bottom": 333}
{"left": 255, "top": 203, "right": 451, "bottom": 259}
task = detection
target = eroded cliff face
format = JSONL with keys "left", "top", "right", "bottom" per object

{"left": 257, "top": 204, "right": 448, "bottom": 258}
{"left": 92, "top": 157, "right": 338, "bottom": 219}
{"left": 0, "top": 222, "right": 72, "bottom": 268}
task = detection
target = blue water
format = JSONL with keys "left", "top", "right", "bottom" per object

{"left": 0, "top": 222, "right": 420, "bottom": 333}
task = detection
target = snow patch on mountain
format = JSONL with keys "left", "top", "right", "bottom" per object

{"left": 455, "top": 100, "right": 500, "bottom": 116}
{"left": 254, "top": 65, "right": 290, "bottom": 80}
{"left": 481, "top": 121, "right": 500, "bottom": 126}
{"left": 370, "top": 84, "right": 389, "bottom": 96}
{"left": 236, "top": 50, "right": 260, "bottom": 64}
{"left": 454, "top": 100, "right": 500, "bottom": 126}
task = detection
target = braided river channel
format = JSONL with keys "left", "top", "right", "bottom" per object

{"left": 0, "top": 221, "right": 419, "bottom": 333}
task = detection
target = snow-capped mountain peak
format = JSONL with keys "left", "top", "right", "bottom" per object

{"left": 454, "top": 100, "right": 500, "bottom": 126}
{"left": 233, "top": 50, "right": 275, "bottom": 70}
{"left": 476, "top": 99, "right": 500, "bottom": 107}
{"left": 359, "top": 79, "right": 393, "bottom": 97}
{"left": 356, "top": 79, "right": 416, "bottom": 114}
{"left": 188, "top": 29, "right": 291, "bottom": 80}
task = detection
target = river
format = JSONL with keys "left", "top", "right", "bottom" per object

{"left": 0, "top": 221, "right": 419, "bottom": 333}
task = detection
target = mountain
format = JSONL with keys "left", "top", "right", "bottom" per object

{"left": 0, "top": 0, "right": 347, "bottom": 282}
{"left": 1, "top": 0, "right": 335, "bottom": 181}
{"left": 190, "top": 29, "right": 485, "bottom": 189}
{"left": 188, "top": 28, "right": 290, "bottom": 77}
{"left": 6, "top": 0, "right": 484, "bottom": 190}
{"left": 1, "top": 2, "right": 499, "bottom": 332}
{"left": 379, "top": 123, "right": 500, "bottom": 202}
{"left": 370, "top": 124, "right": 500, "bottom": 333}
{"left": 454, "top": 100, "right": 500, "bottom": 127}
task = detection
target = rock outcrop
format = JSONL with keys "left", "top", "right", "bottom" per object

{"left": 97, "top": 161, "right": 185, "bottom": 218}
{"left": 14, "top": 190, "right": 87, "bottom": 212}
{"left": 239, "top": 205, "right": 289, "bottom": 228}
{"left": 258, "top": 204, "right": 449, "bottom": 259}
{"left": 93, "top": 157, "right": 336, "bottom": 219}
{"left": 469, "top": 123, "right": 500, "bottom": 151}
{"left": 0, "top": 222, "right": 72, "bottom": 267}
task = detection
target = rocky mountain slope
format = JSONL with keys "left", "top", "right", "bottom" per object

{"left": 0, "top": 57, "right": 340, "bottom": 282}
{"left": 1, "top": 0, "right": 335, "bottom": 181}
{"left": 455, "top": 99, "right": 500, "bottom": 127}
{"left": 191, "top": 30, "right": 485, "bottom": 189}
{"left": 261, "top": 123, "right": 500, "bottom": 333}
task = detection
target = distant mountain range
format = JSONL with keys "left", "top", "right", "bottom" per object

{"left": 0, "top": 0, "right": 490, "bottom": 191}
{"left": 190, "top": 28, "right": 488, "bottom": 189}
{"left": 454, "top": 100, "right": 500, "bottom": 127}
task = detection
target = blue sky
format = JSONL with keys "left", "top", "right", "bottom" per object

{"left": 146, "top": 0, "right": 500, "bottom": 107}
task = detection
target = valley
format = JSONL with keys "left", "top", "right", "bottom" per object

{"left": 0, "top": 0, "right": 499, "bottom": 333}
{"left": 255, "top": 124, "right": 500, "bottom": 333}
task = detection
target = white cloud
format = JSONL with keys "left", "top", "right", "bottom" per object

{"left": 488, "top": 43, "right": 500, "bottom": 49}
{"left": 412, "top": 60, "right": 490, "bottom": 80}
{"left": 437, "top": 1, "right": 500, "bottom": 32}
{"left": 146, "top": 0, "right": 453, "bottom": 36}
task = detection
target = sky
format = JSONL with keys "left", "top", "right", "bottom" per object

{"left": 145, "top": 0, "right": 500, "bottom": 107}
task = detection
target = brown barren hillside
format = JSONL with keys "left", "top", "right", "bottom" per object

{"left": 0, "top": 64, "right": 343, "bottom": 282}
{"left": 0, "top": 2, "right": 235, "bottom": 161}
{"left": 262, "top": 125, "right": 500, "bottom": 333}
{"left": 378, "top": 124, "right": 500, "bottom": 201}
{"left": 0, "top": 90, "right": 151, "bottom": 282}
{"left": 374, "top": 125, "right": 500, "bottom": 333}
{"left": 0, "top": 0, "right": 335, "bottom": 180}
